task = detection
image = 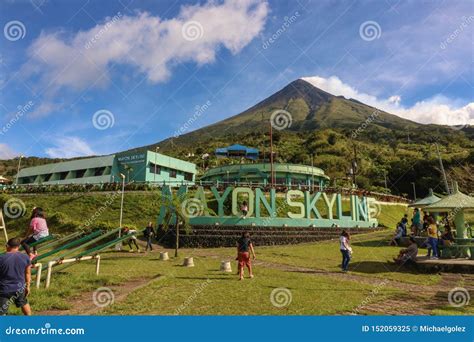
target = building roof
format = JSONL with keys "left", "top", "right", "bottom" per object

{"left": 408, "top": 188, "right": 441, "bottom": 208}
{"left": 17, "top": 155, "right": 115, "bottom": 177}
{"left": 424, "top": 183, "right": 474, "bottom": 211}
{"left": 215, "top": 144, "right": 259, "bottom": 159}
{"left": 201, "top": 163, "right": 329, "bottom": 180}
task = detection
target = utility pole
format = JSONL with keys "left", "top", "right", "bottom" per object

{"left": 154, "top": 146, "right": 160, "bottom": 183}
{"left": 350, "top": 143, "right": 358, "bottom": 187}
{"left": 115, "top": 173, "right": 126, "bottom": 251}
{"left": 435, "top": 143, "right": 450, "bottom": 194}
{"left": 269, "top": 120, "right": 274, "bottom": 187}
{"left": 411, "top": 182, "right": 417, "bottom": 200}
{"left": 383, "top": 171, "right": 388, "bottom": 189}
{"left": 15, "top": 155, "right": 24, "bottom": 185}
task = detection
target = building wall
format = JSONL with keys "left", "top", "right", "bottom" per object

{"left": 15, "top": 149, "right": 197, "bottom": 186}
{"left": 200, "top": 163, "right": 329, "bottom": 187}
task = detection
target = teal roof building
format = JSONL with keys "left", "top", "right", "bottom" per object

{"left": 16, "top": 149, "right": 197, "bottom": 186}
{"left": 200, "top": 163, "right": 330, "bottom": 187}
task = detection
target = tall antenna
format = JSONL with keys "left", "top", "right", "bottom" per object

{"left": 269, "top": 120, "right": 274, "bottom": 187}
{"left": 435, "top": 143, "right": 450, "bottom": 194}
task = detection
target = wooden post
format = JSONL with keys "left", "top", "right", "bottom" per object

{"left": 0, "top": 209, "right": 8, "bottom": 242}
{"left": 35, "top": 263, "right": 42, "bottom": 289}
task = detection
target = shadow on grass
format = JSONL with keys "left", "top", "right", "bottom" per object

{"left": 351, "top": 238, "right": 392, "bottom": 247}
{"left": 175, "top": 276, "right": 231, "bottom": 281}
{"left": 348, "top": 261, "right": 424, "bottom": 274}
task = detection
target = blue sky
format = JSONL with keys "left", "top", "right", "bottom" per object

{"left": 0, "top": 0, "right": 473, "bottom": 159}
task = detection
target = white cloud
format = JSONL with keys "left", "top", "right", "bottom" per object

{"left": 24, "top": 0, "right": 268, "bottom": 94}
{"left": 0, "top": 143, "right": 17, "bottom": 159}
{"left": 45, "top": 136, "right": 96, "bottom": 158}
{"left": 301, "top": 76, "right": 474, "bottom": 127}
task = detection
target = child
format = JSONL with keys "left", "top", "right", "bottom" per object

{"left": 389, "top": 222, "right": 404, "bottom": 246}
{"left": 236, "top": 231, "right": 256, "bottom": 280}
{"left": 240, "top": 201, "right": 248, "bottom": 219}
{"left": 21, "top": 207, "right": 49, "bottom": 259}
{"left": 122, "top": 227, "right": 140, "bottom": 253}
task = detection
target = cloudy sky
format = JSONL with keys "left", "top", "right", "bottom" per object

{"left": 0, "top": 0, "right": 472, "bottom": 159}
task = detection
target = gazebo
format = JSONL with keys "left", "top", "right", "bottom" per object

{"left": 408, "top": 188, "right": 441, "bottom": 208}
{"left": 423, "top": 182, "right": 474, "bottom": 240}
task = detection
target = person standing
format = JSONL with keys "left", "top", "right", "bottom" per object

{"left": 240, "top": 201, "right": 248, "bottom": 219}
{"left": 412, "top": 208, "right": 421, "bottom": 236}
{"left": 236, "top": 231, "right": 256, "bottom": 280}
{"left": 143, "top": 222, "right": 155, "bottom": 252}
{"left": 427, "top": 216, "right": 439, "bottom": 259}
{"left": 0, "top": 238, "right": 32, "bottom": 315}
{"left": 339, "top": 230, "right": 352, "bottom": 272}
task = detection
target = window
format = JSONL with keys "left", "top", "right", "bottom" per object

{"left": 43, "top": 174, "right": 52, "bottom": 182}
{"left": 149, "top": 163, "right": 161, "bottom": 174}
{"left": 94, "top": 167, "right": 106, "bottom": 176}
{"left": 75, "top": 169, "right": 86, "bottom": 178}
{"left": 169, "top": 169, "right": 177, "bottom": 178}
{"left": 184, "top": 172, "right": 193, "bottom": 181}
{"left": 59, "top": 172, "right": 68, "bottom": 180}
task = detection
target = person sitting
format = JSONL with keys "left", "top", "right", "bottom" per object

{"left": 400, "top": 214, "right": 409, "bottom": 236}
{"left": 393, "top": 237, "right": 418, "bottom": 265}
{"left": 389, "top": 223, "right": 404, "bottom": 246}
{"left": 439, "top": 226, "right": 455, "bottom": 247}
{"left": 21, "top": 207, "right": 49, "bottom": 259}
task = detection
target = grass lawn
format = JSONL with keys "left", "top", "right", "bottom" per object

{"left": 206, "top": 229, "right": 441, "bottom": 285}
{"left": 9, "top": 251, "right": 402, "bottom": 316}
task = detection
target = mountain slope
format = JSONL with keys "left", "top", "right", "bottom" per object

{"left": 160, "top": 79, "right": 423, "bottom": 147}
{"left": 154, "top": 79, "right": 473, "bottom": 197}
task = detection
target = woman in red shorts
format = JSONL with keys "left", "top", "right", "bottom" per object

{"left": 236, "top": 231, "right": 256, "bottom": 280}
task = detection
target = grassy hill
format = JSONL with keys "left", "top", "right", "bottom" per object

{"left": 0, "top": 191, "right": 411, "bottom": 243}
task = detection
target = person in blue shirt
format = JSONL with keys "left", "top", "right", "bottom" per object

{"left": 0, "top": 238, "right": 32, "bottom": 315}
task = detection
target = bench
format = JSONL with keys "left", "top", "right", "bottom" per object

{"left": 439, "top": 243, "right": 474, "bottom": 259}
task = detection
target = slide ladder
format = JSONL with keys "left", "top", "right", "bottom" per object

{"left": 0, "top": 209, "right": 7, "bottom": 242}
